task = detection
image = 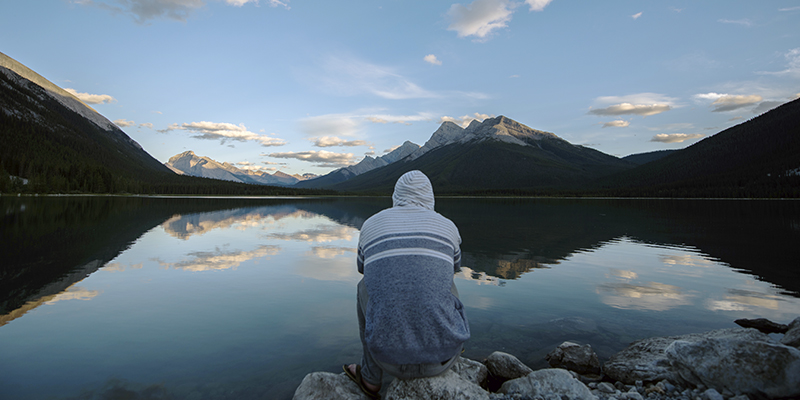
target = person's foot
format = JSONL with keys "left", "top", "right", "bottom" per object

{"left": 346, "top": 364, "right": 380, "bottom": 393}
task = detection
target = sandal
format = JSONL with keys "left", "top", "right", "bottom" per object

{"left": 343, "top": 364, "right": 381, "bottom": 399}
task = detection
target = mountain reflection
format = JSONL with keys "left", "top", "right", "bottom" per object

{"left": 2, "top": 196, "right": 799, "bottom": 330}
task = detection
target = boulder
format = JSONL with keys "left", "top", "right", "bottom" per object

{"left": 484, "top": 351, "right": 533, "bottom": 381}
{"left": 292, "top": 372, "right": 368, "bottom": 400}
{"left": 734, "top": 318, "right": 789, "bottom": 334}
{"left": 383, "top": 369, "right": 489, "bottom": 400}
{"left": 450, "top": 356, "right": 489, "bottom": 386}
{"left": 498, "top": 368, "right": 597, "bottom": 400}
{"left": 666, "top": 335, "right": 800, "bottom": 398}
{"left": 545, "top": 341, "right": 601, "bottom": 375}
{"left": 780, "top": 317, "right": 800, "bottom": 348}
{"left": 604, "top": 328, "right": 769, "bottom": 384}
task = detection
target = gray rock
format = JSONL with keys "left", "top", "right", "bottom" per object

{"left": 384, "top": 369, "right": 489, "bottom": 400}
{"left": 597, "top": 382, "right": 616, "bottom": 393}
{"left": 452, "top": 356, "right": 489, "bottom": 386}
{"left": 292, "top": 372, "right": 368, "bottom": 400}
{"left": 701, "top": 388, "right": 723, "bottom": 400}
{"left": 604, "top": 328, "right": 770, "bottom": 384}
{"left": 545, "top": 341, "right": 601, "bottom": 375}
{"left": 666, "top": 334, "right": 800, "bottom": 398}
{"left": 734, "top": 318, "right": 789, "bottom": 334}
{"left": 498, "top": 368, "right": 597, "bottom": 400}
{"left": 780, "top": 317, "right": 800, "bottom": 348}
{"left": 485, "top": 351, "right": 534, "bottom": 381}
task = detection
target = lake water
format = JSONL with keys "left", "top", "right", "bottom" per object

{"left": 1, "top": 196, "right": 799, "bottom": 399}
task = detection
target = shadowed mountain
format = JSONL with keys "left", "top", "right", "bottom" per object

{"left": 622, "top": 150, "right": 677, "bottom": 166}
{"left": 326, "top": 116, "right": 635, "bottom": 194}
{"left": 598, "top": 98, "right": 800, "bottom": 197}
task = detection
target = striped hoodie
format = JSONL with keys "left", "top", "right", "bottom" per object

{"left": 357, "top": 170, "right": 470, "bottom": 365}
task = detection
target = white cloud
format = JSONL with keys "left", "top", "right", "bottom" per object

{"left": 139, "top": 122, "right": 154, "bottom": 129}
{"left": 602, "top": 120, "right": 630, "bottom": 128}
{"left": 65, "top": 88, "right": 116, "bottom": 104}
{"left": 589, "top": 93, "right": 676, "bottom": 117}
{"left": 440, "top": 112, "right": 493, "bottom": 128}
{"left": 424, "top": 54, "right": 442, "bottom": 66}
{"left": 311, "top": 136, "right": 370, "bottom": 148}
{"left": 364, "top": 112, "right": 435, "bottom": 125}
{"left": 718, "top": 18, "right": 752, "bottom": 27}
{"left": 161, "top": 121, "right": 287, "bottom": 147}
{"left": 650, "top": 133, "right": 704, "bottom": 143}
{"left": 114, "top": 119, "right": 136, "bottom": 127}
{"left": 708, "top": 94, "right": 763, "bottom": 112}
{"left": 760, "top": 48, "right": 800, "bottom": 77}
{"left": 525, "top": 0, "right": 552, "bottom": 12}
{"left": 226, "top": 0, "right": 288, "bottom": 7}
{"left": 76, "top": 0, "right": 287, "bottom": 23}
{"left": 631, "top": 11, "right": 642, "bottom": 19}
{"left": 589, "top": 103, "right": 671, "bottom": 117}
{"left": 779, "top": 6, "right": 800, "bottom": 12}
{"left": 267, "top": 150, "right": 357, "bottom": 167}
{"left": 447, "top": 0, "right": 515, "bottom": 39}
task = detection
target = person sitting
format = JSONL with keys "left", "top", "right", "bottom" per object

{"left": 344, "top": 170, "right": 470, "bottom": 399}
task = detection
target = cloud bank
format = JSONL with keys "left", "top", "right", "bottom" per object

{"left": 267, "top": 150, "right": 357, "bottom": 168}
{"left": 75, "top": 0, "right": 288, "bottom": 23}
{"left": 650, "top": 133, "right": 704, "bottom": 143}
{"left": 161, "top": 121, "right": 287, "bottom": 146}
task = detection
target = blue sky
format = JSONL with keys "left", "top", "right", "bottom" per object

{"left": 2, "top": 1, "right": 799, "bottom": 177}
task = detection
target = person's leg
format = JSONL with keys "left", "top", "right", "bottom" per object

{"left": 375, "top": 343, "right": 463, "bottom": 380}
{"left": 356, "top": 279, "right": 382, "bottom": 388}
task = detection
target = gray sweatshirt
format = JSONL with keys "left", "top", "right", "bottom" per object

{"left": 357, "top": 170, "right": 470, "bottom": 365}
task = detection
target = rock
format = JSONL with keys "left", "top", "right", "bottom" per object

{"left": 485, "top": 351, "right": 534, "bottom": 381}
{"left": 545, "top": 341, "right": 602, "bottom": 375}
{"left": 498, "top": 368, "right": 597, "bottom": 400}
{"left": 596, "top": 382, "right": 616, "bottom": 393}
{"left": 666, "top": 334, "right": 800, "bottom": 398}
{"left": 702, "top": 388, "right": 724, "bottom": 400}
{"left": 604, "top": 328, "right": 769, "bottom": 384}
{"left": 384, "top": 369, "right": 489, "bottom": 400}
{"left": 451, "top": 356, "right": 489, "bottom": 386}
{"left": 292, "top": 372, "right": 368, "bottom": 400}
{"left": 780, "top": 317, "right": 800, "bottom": 348}
{"left": 734, "top": 318, "right": 789, "bottom": 334}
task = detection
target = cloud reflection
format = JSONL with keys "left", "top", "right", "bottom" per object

{"left": 308, "top": 246, "right": 357, "bottom": 259}
{"left": 596, "top": 281, "right": 693, "bottom": 311}
{"left": 155, "top": 245, "right": 281, "bottom": 271}
{"left": 0, "top": 284, "right": 101, "bottom": 327}
{"left": 706, "top": 288, "right": 782, "bottom": 311}
{"left": 456, "top": 266, "right": 504, "bottom": 286}
{"left": 659, "top": 253, "right": 718, "bottom": 268}
{"left": 265, "top": 225, "right": 357, "bottom": 243}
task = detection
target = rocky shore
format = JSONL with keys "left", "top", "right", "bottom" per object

{"left": 293, "top": 317, "right": 800, "bottom": 400}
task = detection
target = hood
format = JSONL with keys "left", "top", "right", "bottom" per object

{"left": 392, "top": 170, "right": 435, "bottom": 210}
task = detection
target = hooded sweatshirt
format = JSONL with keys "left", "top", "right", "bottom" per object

{"left": 357, "top": 170, "right": 470, "bottom": 365}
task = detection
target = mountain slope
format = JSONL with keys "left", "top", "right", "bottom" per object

{"left": 329, "top": 116, "right": 634, "bottom": 194}
{"left": 0, "top": 51, "right": 175, "bottom": 192}
{"left": 599, "top": 98, "right": 800, "bottom": 197}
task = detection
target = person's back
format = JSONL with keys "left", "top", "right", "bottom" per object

{"left": 345, "top": 170, "right": 469, "bottom": 399}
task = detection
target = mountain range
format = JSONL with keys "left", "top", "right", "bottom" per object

{"left": 165, "top": 151, "right": 316, "bottom": 186}
{"left": 2, "top": 50, "right": 798, "bottom": 197}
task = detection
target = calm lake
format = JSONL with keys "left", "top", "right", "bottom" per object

{"left": 1, "top": 196, "right": 799, "bottom": 399}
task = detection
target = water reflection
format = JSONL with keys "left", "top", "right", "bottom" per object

{"left": 154, "top": 245, "right": 282, "bottom": 272}
{"left": 1, "top": 196, "right": 799, "bottom": 400}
